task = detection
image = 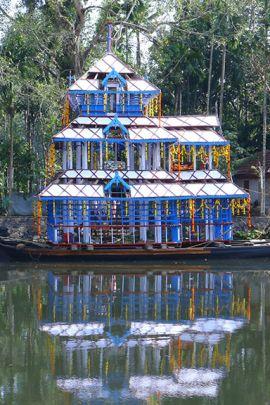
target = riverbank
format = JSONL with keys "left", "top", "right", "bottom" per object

{"left": 0, "top": 216, "right": 46, "bottom": 239}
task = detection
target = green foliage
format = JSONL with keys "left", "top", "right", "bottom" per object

{"left": 234, "top": 229, "right": 263, "bottom": 240}
{"left": 148, "top": 0, "right": 268, "bottom": 158}
{"left": 0, "top": 0, "right": 268, "bottom": 205}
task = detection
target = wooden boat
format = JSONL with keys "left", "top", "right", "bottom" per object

{"left": 0, "top": 237, "right": 270, "bottom": 262}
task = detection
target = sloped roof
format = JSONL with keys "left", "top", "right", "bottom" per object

{"left": 87, "top": 52, "right": 134, "bottom": 74}
{"left": 60, "top": 169, "right": 226, "bottom": 182}
{"left": 53, "top": 126, "right": 175, "bottom": 142}
{"left": 39, "top": 180, "right": 247, "bottom": 200}
{"left": 130, "top": 182, "right": 246, "bottom": 199}
{"left": 60, "top": 170, "right": 176, "bottom": 181}
{"left": 40, "top": 323, "right": 104, "bottom": 337}
{"left": 170, "top": 129, "right": 227, "bottom": 145}
{"left": 53, "top": 126, "right": 225, "bottom": 144}
{"left": 73, "top": 115, "right": 219, "bottom": 128}
{"left": 69, "top": 52, "right": 160, "bottom": 93}
{"left": 39, "top": 183, "right": 104, "bottom": 198}
{"left": 53, "top": 127, "right": 103, "bottom": 141}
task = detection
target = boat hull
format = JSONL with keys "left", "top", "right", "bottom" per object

{"left": 1, "top": 241, "right": 270, "bottom": 262}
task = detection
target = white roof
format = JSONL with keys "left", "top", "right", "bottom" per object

{"left": 180, "top": 332, "right": 224, "bottom": 345}
{"left": 39, "top": 180, "right": 246, "bottom": 199}
{"left": 69, "top": 78, "right": 99, "bottom": 91}
{"left": 130, "top": 376, "right": 220, "bottom": 399}
{"left": 53, "top": 127, "right": 103, "bottom": 141}
{"left": 128, "top": 126, "right": 175, "bottom": 141}
{"left": 60, "top": 169, "right": 225, "bottom": 181}
{"left": 57, "top": 375, "right": 221, "bottom": 400}
{"left": 160, "top": 115, "right": 220, "bottom": 127}
{"left": 40, "top": 322, "right": 104, "bottom": 337}
{"left": 174, "top": 368, "right": 224, "bottom": 385}
{"left": 68, "top": 52, "right": 160, "bottom": 93}
{"left": 39, "top": 183, "right": 104, "bottom": 198}
{"left": 56, "top": 373, "right": 221, "bottom": 400}
{"left": 69, "top": 77, "right": 159, "bottom": 93}
{"left": 73, "top": 115, "right": 219, "bottom": 129}
{"left": 130, "top": 322, "right": 189, "bottom": 336}
{"left": 53, "top": 124, "right": 225, "bottom": 144}
{"left": 61, "top": 170, "right": 176, "bottom": 181}
{"left": 190, "top": 318, "right": 245, "bottom": 334}
{"left": 53, "top": 126, "right": 175, "bottom": 142}
{"left": 130, "top": 181, "right": 246, "bottom": 199}
{"left": 179, "top": 170, "right": 225, "bottom": 181}
{"left": 170, "top": 129, "right": 227, "bottom": 144}
{"left": 126, "top": 79, "right": 158, "bottom": 92}
{"left": 57, "top": 378, "right": 103, "bottom": 392}
{"left": 87, "top": 52, "right": 134, "bottom": 74}
{"left": 70, "top": 77, "right": 158, "bottom": 93}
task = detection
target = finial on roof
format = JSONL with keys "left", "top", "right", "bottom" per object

{"left": 107, "top": 22, "right": 113, "bottom": 53}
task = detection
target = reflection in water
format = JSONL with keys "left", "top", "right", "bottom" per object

{"left": 37, "top": 271, "right": 250, "bottom": 403}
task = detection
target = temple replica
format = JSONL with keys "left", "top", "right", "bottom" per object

{"left": 37, "top": 26, "right": 250, "bottom": 247}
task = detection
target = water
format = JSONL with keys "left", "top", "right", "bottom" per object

{"left": 1, "top": 261, "right": 270, "bottom": 405}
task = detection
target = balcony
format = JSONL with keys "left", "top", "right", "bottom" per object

{"left": 68, "top": 90, "right": 159, "bottom": 117}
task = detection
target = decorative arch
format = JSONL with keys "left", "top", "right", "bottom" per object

{"left": 103, "top": 114, "right": 128, "bottom": 139}
{"left": 104, "top": 171, "right": 130, "bottom": 198}
{"left": 102, "top": 68, "right": 127, "bottom": 88}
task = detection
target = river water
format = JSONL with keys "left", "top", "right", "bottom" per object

{"left": 1, "top": 260, "right": 270, "bottom": 405}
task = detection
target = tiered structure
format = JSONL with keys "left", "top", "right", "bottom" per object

{"left": 38, "top": 28, "right": 250, "bottom": 246}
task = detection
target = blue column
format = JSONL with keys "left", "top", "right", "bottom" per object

{"left": 223, "top": 199, "right": 233, "bottom": 240}
{"left": 47, "top": 201, "right": 54, "bottom": 242}
{"left": 214, "top": 199, "right": 223, "bottom": 240}
{"left": 170, "top": 200, "right": 181, "bottom": 242}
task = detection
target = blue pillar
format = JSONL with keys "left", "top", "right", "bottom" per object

{"left": 47, "top": 201, "right": 54, "bottom": 242}
{"left": 170, "top": 200, "right": 181, "bottom": 242}
{"left": 214, "top": 199, "right": 223, "bottom": 240}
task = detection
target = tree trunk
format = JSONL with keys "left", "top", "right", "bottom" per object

{"left": 136, "top": 31, "right": 141, "bottom": 68}
{"left": 74, "top": 0, "right": 86, "bottom": 76}
{"left": 174, "top": 87, "right": 179, "bottom": 115}
{"left": 8, "top": 112, "right": 14, "bottom": 215}
{"left": 207, "top": 40, "right": 214, "bottom": 115}
{"left": 261, "top": 85, "right": 267, "bottom": 215}
{"left": 219, "top": 42, "right": 226, "bottom": 126}
{"left": 74, "top": 38, "right": 82, "bottom": 76}
{"left": 125, "top": 26, "right": 128, "bottom": 63}
{"left": 261, "top": 0, "right": 269, "bottom": 215}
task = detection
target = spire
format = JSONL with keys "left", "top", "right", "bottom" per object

{"left": 107, "top": 22, "right": 113, "bottom": 53}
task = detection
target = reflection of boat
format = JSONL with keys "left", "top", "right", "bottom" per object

{"left": 1, "top": 236, "right": 270, "bottom": 261}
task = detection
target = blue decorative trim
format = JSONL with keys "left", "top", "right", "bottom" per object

{"left": 68, "top": 90, "right": 160, "bottom": 96}
{"left": 104, "top": 171, "right": 130, "bottom": 192}
{"left": 53, "top": 138, "right": 228, "bottom": 145}
{"left": 103, "top": 114, "right": 128, "bottom": 137}
{"left": 40, "top": 193, "right": 248, "bottom": 202}
{"left": 102, "top": 69, "right": 127, "bottom": 88}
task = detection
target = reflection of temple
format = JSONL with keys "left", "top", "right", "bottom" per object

{"left": 39, "top": 272, "right": 251, "bottom": 402}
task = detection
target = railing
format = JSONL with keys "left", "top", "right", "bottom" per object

{"left": 68, "top": 90, "right": 160, "bottom": 117}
